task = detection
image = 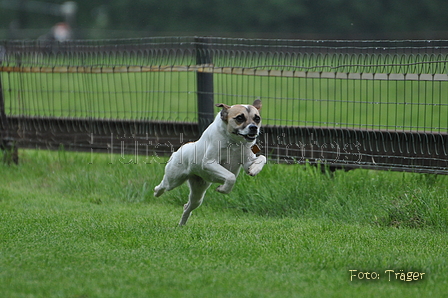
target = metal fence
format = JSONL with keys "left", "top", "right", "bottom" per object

{"left": 0, "top": 36, "right": 447, "bottom": 173}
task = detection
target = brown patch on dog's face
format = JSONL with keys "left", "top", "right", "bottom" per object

{"left": 216, "top": 99, "right": 262, "bottom": 142}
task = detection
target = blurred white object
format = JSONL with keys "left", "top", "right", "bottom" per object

{"left": 52, "top": 22, "right": 72, "bottom": 42}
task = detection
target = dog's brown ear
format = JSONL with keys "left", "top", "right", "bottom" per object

{"left": 216, "top": 103, "right": 231, "bottom": 122}
{"left": 252, "top": 99, "right": 262, "bottom": 111}
{"left": 216, "top": 103, "right": 231, "bottom": 109}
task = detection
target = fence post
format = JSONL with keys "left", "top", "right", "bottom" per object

{"left": 0, "top": 46, "right": 18, "bottom": 164}
{"left": 0, "top": 72, "right": 6, "bottom": 134}
{"left": 195, "top": 37, "right": 215, "bottom": 132}
{"left": 0, "top": 46, "right": 6, "bottom": 132}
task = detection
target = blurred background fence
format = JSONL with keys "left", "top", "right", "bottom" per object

{"left": 1, "top": 36, "right": 447, "bottom": 173}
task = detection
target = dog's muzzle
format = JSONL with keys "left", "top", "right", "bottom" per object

{"left": 234, "top": 124, "right": 259, "bottom": 142}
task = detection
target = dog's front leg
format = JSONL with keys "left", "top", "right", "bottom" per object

{"left": 202, "top": 162, "right": 236, "bottom": 194}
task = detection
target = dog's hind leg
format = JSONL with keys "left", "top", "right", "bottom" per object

{"left": 154, "top": 172, "right": 187, "bottom": 197}
{"left": 179, "top": 175, "right": 211, "bottom": 226}
{"left": 154, "top": 155, "right": 188, "bottom": 197}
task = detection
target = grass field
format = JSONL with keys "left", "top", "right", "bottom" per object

{"left": 1, "top": 149, "right": 448, "bottom": 297}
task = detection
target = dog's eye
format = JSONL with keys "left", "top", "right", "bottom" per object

{"left": 253, "top": 115, "right": 261, "bottom": 123}
{"left": 234, "top": 114, "right": 246, "bottom": 123}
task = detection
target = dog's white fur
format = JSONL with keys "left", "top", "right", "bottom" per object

{"left": 154, "top": 99, "right": 266, "bottom": 226}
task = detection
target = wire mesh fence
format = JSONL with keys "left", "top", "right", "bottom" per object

{"left": 0, "top": 37, "right": 447, "bottom": 173}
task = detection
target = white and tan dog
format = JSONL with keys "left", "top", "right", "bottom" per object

{"left": 154, "top": 99, "right": 266, "bottom": 226}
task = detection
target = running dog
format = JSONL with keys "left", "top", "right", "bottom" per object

{"left": 154, "top": 99, "right": 266, "bottom": 226}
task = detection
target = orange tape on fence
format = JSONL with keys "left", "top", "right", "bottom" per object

{"left": 1, "top": 64, "right": 448, "bottom": 81}
{"left": 0, "top": 65, "right": 210, "bottom": 74}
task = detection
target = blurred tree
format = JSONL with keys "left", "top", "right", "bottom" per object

{"left": 1, "top": 0, "right": 448, "bottom": 39}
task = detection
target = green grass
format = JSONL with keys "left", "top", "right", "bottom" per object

{"left": 1, "top": 149, "right": 448, "bottom": 297}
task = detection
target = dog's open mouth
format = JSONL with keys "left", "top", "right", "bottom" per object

{"left": 232, "top": 129, "right": 258, "bottom": 142}
{"left": 239, "top": 133, "right": 257, "bottom": 141}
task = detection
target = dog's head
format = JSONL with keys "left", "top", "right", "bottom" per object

{"left": 216, "top": 99, "right": 262, "bottom": 143}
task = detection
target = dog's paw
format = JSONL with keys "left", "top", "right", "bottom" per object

{"left": 216, "top": 184, "right": 232, "bottom": 194}
{"left": 248, "top": 156, "right": 266, "bottom": 176}
{"left": 248, "top": 163, "right": 263, "bottom": 176}
{"left": 154, "top": 185, "right": 165, "bottom": 197}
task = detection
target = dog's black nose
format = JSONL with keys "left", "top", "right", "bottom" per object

{"left": 248, "top": 124, "right": 258, "bottom": 132}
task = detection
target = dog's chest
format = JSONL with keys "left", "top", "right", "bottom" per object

{"left": 218, "top": 142, "right": 250, "bottom": 164}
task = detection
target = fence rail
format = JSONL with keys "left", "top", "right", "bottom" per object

{"left": 3, "top": 65, "right": 448, "bottom": 82}
{"left": 4, "top": 116, "right": 447, "bottom": 174}
{"left": 1, "top": 36, "right": 448, "bottom": 173}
